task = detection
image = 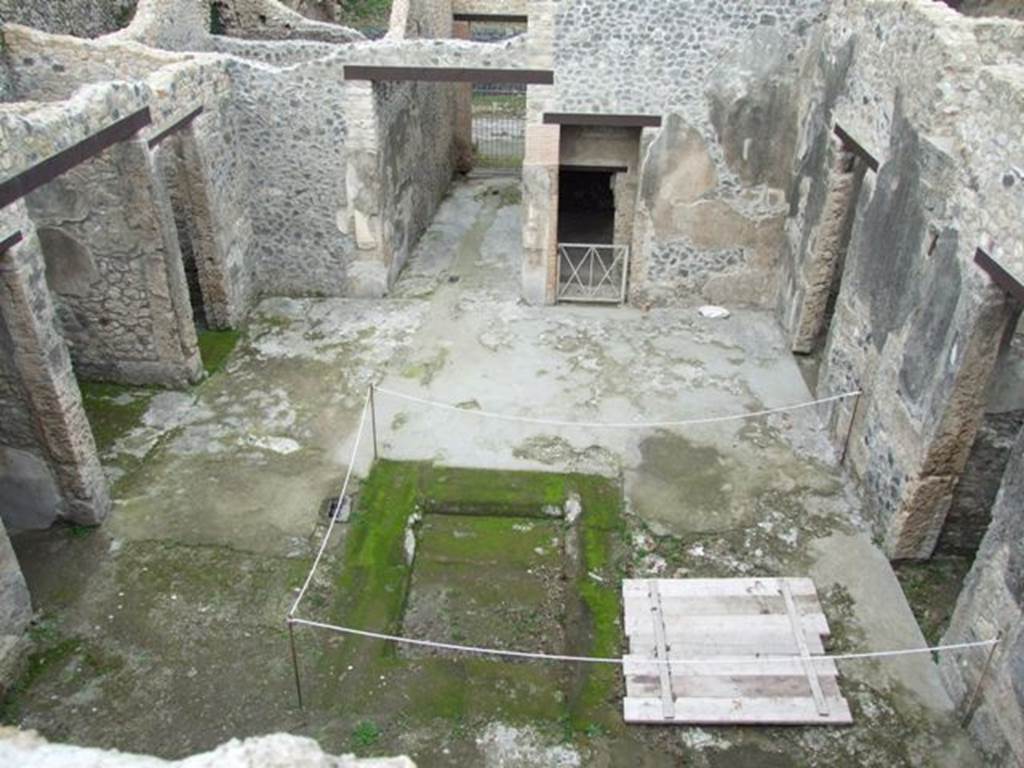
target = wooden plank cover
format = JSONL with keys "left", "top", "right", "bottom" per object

{"left": 622, "top": 578, "right": 852, "bottom": 726}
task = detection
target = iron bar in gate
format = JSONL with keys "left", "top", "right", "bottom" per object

{"left": 556, "top": 243, "right": 630, "bottom": 304}
{"left": 472, "top": 84, "right": 525, "bottom": 171}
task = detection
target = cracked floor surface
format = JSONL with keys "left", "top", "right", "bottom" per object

{"left": 8, "top": 174, "right": 981, "bottom": 767}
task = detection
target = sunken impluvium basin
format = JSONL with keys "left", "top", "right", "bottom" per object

{"left": 299, "top": 461, "right": 625, "bottom": 756}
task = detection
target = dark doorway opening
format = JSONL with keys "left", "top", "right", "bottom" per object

{"left": 557, "top": 168, "right": 615, "bottom": 244}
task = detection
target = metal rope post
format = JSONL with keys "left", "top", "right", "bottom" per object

{"left": 961, "top": 631, "right": 1002, "bottom": 727}
{"left": 369, "top": 383, "right": 379, "bottom": 460}
{"left": 840, "top": 390, "right": 862, "bottom": 466}
{"left": 287, "top": 618, "right": 304, "bottom": 710}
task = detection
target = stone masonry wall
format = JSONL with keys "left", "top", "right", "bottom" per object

{"left": 0, "top": 202, "right": 110, "bottom": 530}
{"left": 221, "top": 54, "right": 355, "bottom": 297}
{"left": 452, "top": 0, "right": 526, "bottom": 15}
{"left": 0, "top": 522, "right": 31, "bottom": 655}
{"left": 0, "top": 24, "right": 255, "bottom": 326}
{"left": 389, "top": 0, "right": 452, "bottom": 39}
{"left": 119, "top": 0, "right": 477, "bottom": 298}
{"left": 955, "top": 0, "right": 1024, "bottom": 20}
{"left": 939, "top": 315, "right": 1024, "bottom": 553}
{"left": 24, "top": 139, "right": 205, "bottom": 387}
{"left": 775, "top": 1, "right": 1024, "bottom": 563}
{"left": 214, "top": 0, "right": 365, "bottom": 43}
{"left": 532, "top": 0, "right": 827, "bottom": 305}
{"left": 939, "top": 425, "right": 1024, "bottom": 766}
{"left": 370, "top": 78, "right": 456, "bottom": 293}
{"left": 0, "top": 0, "right": 137, "bottom": 39}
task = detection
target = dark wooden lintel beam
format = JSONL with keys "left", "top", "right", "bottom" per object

{"left": 543, "top": 112, "right": 662, "bottom": 128}
{"left": 148, "top": 106, "right": 204, "bottom": 149}
{"left": 975, "top": 248, "right": 1024, "bottom": 305}
{"left": 834, "top": 123, "right": 880, "bottom": 173}
{"left": 453, "top": 13, "right": 528, "bottom": 23}
{"left": 343, "top": 65, "right": 553, "bottom": 84}
{"left": 0, "top": 231, "right": 23, "bottom": 255}
{"left": 0, "top": 107, "right": 152, "bottom": 210}
{"left": 560, "top": 164, "right": 629, "bottom": 174}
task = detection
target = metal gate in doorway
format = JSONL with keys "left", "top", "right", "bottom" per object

{"left": 556, "top": 243, "right": 630, "bottom": 304}
{"left": 472, "top": 83, "right": 525, "bottom": 171}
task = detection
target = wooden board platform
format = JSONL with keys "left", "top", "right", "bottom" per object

{"left": 622, "top": 577, "right": 853, "bottom": 725}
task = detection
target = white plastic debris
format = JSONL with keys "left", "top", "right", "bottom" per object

{"left": 698, "top": 305, "right": 731, "bottom": 319}
{"left": 564, "top": 492, "right": 583, "bottom": 524}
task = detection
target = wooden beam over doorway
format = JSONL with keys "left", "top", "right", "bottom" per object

{"left": 0, "top": 107, "right": 152, "bottom": 210}
{"left": 343, "top": 65, "right": 553, "bottom": 84}
{"left": 453, "top": 13, "right": 528, "bottom": 23}
{"left": 543, "top": 113, "right": 662, "bottom": 128}
{"left": 833, "top": 124, "right": 880, "bottom": 172}
{"left": 975, "top": 248, "right": 1024, "bottom": 304}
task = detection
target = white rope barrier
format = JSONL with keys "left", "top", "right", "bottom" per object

{"left": 288, "top": 389, "right": 371, "bottom": 617}
{"left": 289, "top": 616, "right": 1000, "bottom": 667}
{"left": 285, "top": 383, "right": 995, "bottom": 709}
{"left": 374, "top": 386, "right": 862, "bottom": 430}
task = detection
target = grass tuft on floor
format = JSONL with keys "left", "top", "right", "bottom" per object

{"left": 78, "top": 381, "right": 156, "bottom": 452}
{"left": 894, "top": 555, "right": 973, "bottom": 646}
{"left": 197, "top": 329, "right": 240, "bottom": 375}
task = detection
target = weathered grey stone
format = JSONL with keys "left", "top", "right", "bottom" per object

{"left": 0, "top": 447, "right": 61, "bottom": 530}
{"left": 940, "top": 425, "right": 1024, "bottom": 766}
{"left": 0, "top": 728, "right": 417, "bottom": 767}
{"left": 0, "top": 215, "right": 111, "bottom": 529}
{"left": 0, "top": 0, "right": 137, "bottom": 38}
{"left": 0, "top": 524, "right": 31, "bottom": 635}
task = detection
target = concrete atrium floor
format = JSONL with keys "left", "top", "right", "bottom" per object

{"left": 7, "top": 174, "right": 981, "bottom": 767}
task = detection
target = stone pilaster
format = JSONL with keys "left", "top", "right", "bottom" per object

{"left": 0, "top": 213, "right": 110, "bottom": 528}
{"left": 521, "top": 123, "right": 560, "bottom": 305}
{"left": 452, "top": 20, "right": 474, "bottom": 173}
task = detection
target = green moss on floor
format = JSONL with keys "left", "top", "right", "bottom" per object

{"left": 76, "top": 329, "right": 239, "bottom": 454}
{"left": 78, "top": 381, "right": 156, "bottom": 452}
{"left": 420, "top": 465, "right": 568, "bottom": 517}
{"left": 311, "top": 460, "right": 625, "bottom": 748}
{"left": 331, "top": 0, "right": 392, "bottom": 27}
{"left": 197, "top": 329, "right": 241, "bottom": 375}
{"left": 1, "top": 620, "right": 123, "bottom": 725}
{"left": 894, "top": 555, "right": 973, "bottom": 646}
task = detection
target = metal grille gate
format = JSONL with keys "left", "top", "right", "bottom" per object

{"left": 556, "top": 243, "right": 630, "bottom": 304}
{"left": 472, "top": 82, "right": 525, "bottom": 171}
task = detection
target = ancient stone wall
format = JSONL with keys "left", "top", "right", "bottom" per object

{"left": 24, "top": 139, "right": 204, "bottom": 387}
{"left": 0, "top": 0, "right": 137, "bottom": 39}
{"left": 0, "top": 523, "right": 31, "bottom": 662}
{"left": 220, "top": 54, "right": 355, "bottom": 297}
{"left": 955, "top": 0, "right": 1024, "bottom": 20}
{"left": 452, "top": 0, "right": 526, "bottom": 15}
{"left": 529, "top": 0, "right": 827, "bottom": 305}
{"left": 0, "top": 36, "right": 232, "bottom": 386}
{"left": 0, "top": 203, "right": 110, "bottom": 530}
{"left": 940, "top": 315, "right": 1024, "bottom": 553}
{"left": 774, "top": 0, "right": 1024, "bottom": 563}
{"left": 389, "top": 0, "right": 453, "bottom": 39}
{"left": 370, "top": 78, "right": 456, "bottom": 292}
{"left": 939, "top": 425, "right": 1024, "bottom": 766}
{"left": 213, "top": 0, "right": 364, "bottom": 43}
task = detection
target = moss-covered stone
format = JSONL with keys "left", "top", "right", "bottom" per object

{"left": 304, "top": 460, "right": 625, "bottom": 754}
